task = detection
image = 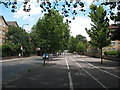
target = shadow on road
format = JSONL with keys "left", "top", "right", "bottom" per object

{"left": 2, "top": 57, "right": 69, "bottom": 88}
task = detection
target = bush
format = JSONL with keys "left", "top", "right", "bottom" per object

{"left": 2, "top": 42, "right": 22, "bottom": 57}
{"left": 2, "top": 44, "right": 13, "bottom": 57}
{"left": 104, "top": 51, "right": 120, "bottom": 56}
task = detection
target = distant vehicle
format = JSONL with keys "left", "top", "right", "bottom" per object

{"left": 73, "top": 52, "right": 76, "bottom": 54}
{"left": 53, "top": 52, "right": 57, "bottom": 57}
{"left": 43, "top": 53, "right": 49, "bottom": 59}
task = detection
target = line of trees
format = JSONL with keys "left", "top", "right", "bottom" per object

{"left": 68, "top": 35, "right": 87, "bottom": 55}
{"left": 2, "top": 26, "right": 36, "bottom": 57}
{"left": 2, "top": 9, "right": 88, "bottom": 57}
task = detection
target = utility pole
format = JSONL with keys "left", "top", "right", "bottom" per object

{"left": 21, "top": 24, "right": 29, "bottom": 57}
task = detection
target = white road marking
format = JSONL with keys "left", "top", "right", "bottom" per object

{"left": 65, "top": 58, "right": 73, "bottom": 90}
{"left": 70, "top": 57, "right": 106, "bottom": 89}
{"left": 79, "top": 59, "right": 120, "bottom": 79}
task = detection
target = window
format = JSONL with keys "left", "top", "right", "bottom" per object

{"left": 108, "top": 48, "right": 111, "bottom": 50}
{"left": 3, "top": 31, "right": 5, "bottom": 35}
{"left": 112, "top": 42, "right": 115, "bottom": 46}
{"left": 0, "top": 22, "right": 1, "bottom": 26}
{"left": 112, "top": 48, "right": 115, "bottom": 50}
{"left": 2, "top": 39, "right": 5, "bottom": 43}
{"left": 0, "top": 38, "right": 1, "bottom": 43}
{"left": 3, "top": 24, "right": 5, "bottom": 28}
{"left": 0, "top": 30, "right": 1, "bottom": 35}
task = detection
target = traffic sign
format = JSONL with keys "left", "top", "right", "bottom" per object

{"left": 21, "top": 46, "right": 23, "bottom": 50}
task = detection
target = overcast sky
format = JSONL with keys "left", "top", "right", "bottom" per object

{"left": 0, "top": 0, "right": 116, "bottom": 41}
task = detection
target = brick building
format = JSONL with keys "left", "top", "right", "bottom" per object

{"left": 0, "top": 15, "right": 8, "bottom": 45}
{"left": 103, "top": 25, "right": 120, "bottom": 52}
{"left": 0, "top": 15, "right": 19, "bottom": 45}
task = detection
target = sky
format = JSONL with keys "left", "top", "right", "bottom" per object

{"left": 0, "top": 0, "right": 116, "bottom": 41}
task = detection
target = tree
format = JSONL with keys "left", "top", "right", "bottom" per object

{"left": 68, "top": 36, "right": 79, "bottom": 53}
{"left": 6, "top": 26, "right": 32, "bottom": 56}
{"left": 110, "top": 12, "right": 120, "bottom": 40}
{"left": 85, "top": 4, "right": 111, "bottom": 64}
{"left": 0, "top": 1, "right": 85, "bottom": 21}
{"left": 101, "top": 1, "right": 120, "bottom": 40}
{"left": 76, "top": 41, "right": 86, "bottom": 57}
{"left": 110, "top": 25, "right": 120, "bottom": 40}
{"left": 76, "top": 34, "right": 87, "bottom": 44}
{"left": 30, "top": 9, "right": 70, "bottom": 54}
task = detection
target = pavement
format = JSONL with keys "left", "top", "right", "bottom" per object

{"left": 0, "top": 56, "right": 41, "bottom": 63}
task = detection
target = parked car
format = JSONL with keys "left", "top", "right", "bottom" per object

{"left": 43, "top": 53, "right": 49, "bottom": 59}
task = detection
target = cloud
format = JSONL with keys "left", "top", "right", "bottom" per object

{"left": 64, "top": 16, "right": 91, "bottom": 41}
{"left": 82, "top": 0, "right": 94, "bottom": 5}
{"left": 29, "top": 18, "right": 34, "bottom": 21}
{"left": 14, "top": 2, "right": 42, "bottom": 20}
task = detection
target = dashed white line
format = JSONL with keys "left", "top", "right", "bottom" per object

{"left": 71, "top": 57, "right": 106, "bottom": 89}
{"left": 65, "top": 58, "right": 73, "bottom": 90}
{"left": 79, "top": 59, "right": 120, "bottom": 79}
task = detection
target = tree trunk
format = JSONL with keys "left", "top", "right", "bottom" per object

{"left": 43, "top": 59, "right": 45, "bottom": 66}
{"left": 100, "top": 48, "right": 103, "bottom": 64}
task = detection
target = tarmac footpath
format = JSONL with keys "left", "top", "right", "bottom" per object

{"left": 0, "top": 56, "right": 41, "bottom": 63}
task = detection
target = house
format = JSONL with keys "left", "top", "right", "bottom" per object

{"left": 0, "top": 15, "right": 19, "bottom": 45}
{"left": 0, "top": 15, "right": 8, "bottom": 45}
{"left": 103, "top": 25, "right": 120, "bottom": 52}
{"left": 7, "top": 21, "right": 19, "bottom": 27}
{"left": 87, "top": 24, "right": 120, "bottom": 52}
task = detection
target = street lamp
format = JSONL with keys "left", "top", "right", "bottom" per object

{"left": 22, "top": 24, "right": 29, "bottom": 29}
{"left": 21, "top": 24, "right": 29, "bottom": 57}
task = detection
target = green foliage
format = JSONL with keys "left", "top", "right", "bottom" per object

{"left": 76, "top": 41, "right": 87, "bottom": 54}
{"left": 4, "top": 25, "right": 35, "bottom": 57}
{"left": 2, "top": 44, "right": 13, "bottom": 57}
{"left": 68, "top": 36, "right": 79, "bottom": 53}
{"left": 86, "top": 4, "right": 111, "bottom": 49}
{"left": 68, "top": 35, "right": 87, "bottom": 53}
{"left": 104, "top": 51, "right": 120, "bottom": 56}
{"left": 76, "top": 34, "right": 87, "bottom": 44}
{"left": 85, "top": 4, "right": 111, "bottom": 64}
{"left": 31, "top": 9, "right": 70, "bottom": 53}
{"left": 111, "top": 25, "right": 120, "bottom": 40}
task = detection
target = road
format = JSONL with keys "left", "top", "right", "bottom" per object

{"left": 2, "top": 56, "right": 43, "bottom": 86}
{"left": 2, "top": 53, "right": 120, "bottom": 89}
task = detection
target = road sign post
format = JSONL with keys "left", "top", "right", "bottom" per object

{"left": 21, "top": 46, "right": 23, "bottom": 56}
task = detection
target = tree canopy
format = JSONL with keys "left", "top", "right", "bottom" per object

{"left": 68, "top": 34, "right": 87, "bottom": 53}
{"left": 6, "top": 25, "right": 34, "bottom": 56}
{"left": 30, "top": 9, "right": 70, "bottom": 54}
{"left": 85, "top": 4, "right": 111, "bottom": 64}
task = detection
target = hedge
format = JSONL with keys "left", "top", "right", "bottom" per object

{"left": 2, "top": 44, "right": 13, "bottom": 57}
{"left": 104, "top": 51, "right": 120, "bottom": 56}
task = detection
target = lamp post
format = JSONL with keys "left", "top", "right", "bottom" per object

{"left": 21, "top": 24, "right": 29, "bottom": 57}
{"left": 22, "top": 24, "right": 29, "bottom": 29}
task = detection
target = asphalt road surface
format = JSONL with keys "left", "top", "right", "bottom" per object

{"left": 2, "top": 53, "right": 120, "bottom": 89}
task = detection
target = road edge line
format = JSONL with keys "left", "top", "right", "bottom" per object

{"left": 71, "top": 56, "right": 106, "bottom": 89}
{"left": 80, "top": 59, "right": 120, "bottom": 79}
{"left": 65, "top": 58, "right": 73, "bottom": 90}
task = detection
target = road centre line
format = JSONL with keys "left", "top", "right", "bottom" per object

{"left": 70, "top": 56, "right": 106, "bottom": 89}
{"left": 65, "top": 58, "right": 73, "bottom": 90}
{"left": 79, "top": 59, "right": 120, "bottom": 79}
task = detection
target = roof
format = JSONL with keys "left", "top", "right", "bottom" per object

{"left": 7, "top": 21, "right": 19, "bottom": 27}
{"left": 0, "top": 15, "right": 8, "bottom": 25}
{"left": 109, "top": 25, "right": 119, "bottom": 29}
